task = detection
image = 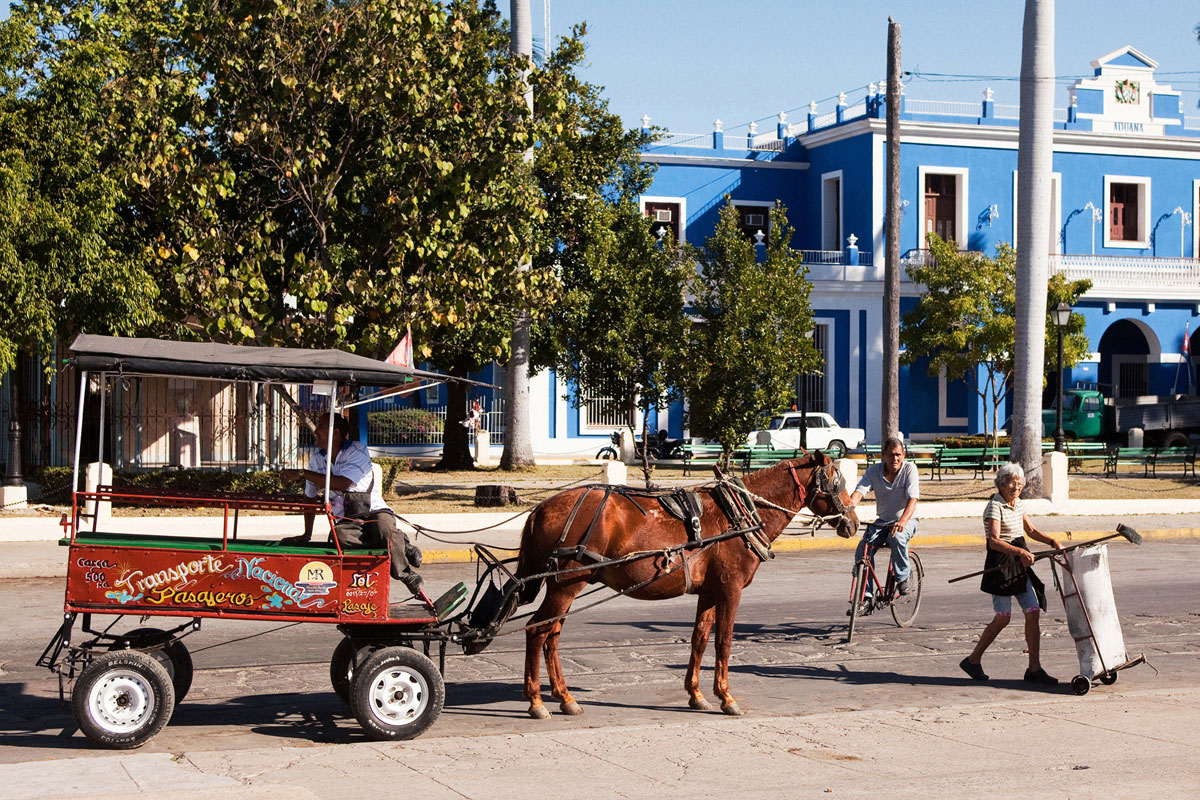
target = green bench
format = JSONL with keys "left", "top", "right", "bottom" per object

{"left": 682, "top": 443, "right": 727, "bottom": 476}
{"left": 1145, "top": 445, "right": 1197, "bottom": 477}
{"left": 864, "top": 443, "right": 943, "bottom": 479}
{"left": 1104, "top": 447, "right": 1155, "bottom": 477}
{"left": 938, "top": 447, "right": 1012, "bottom": 480}
{"left": 1063, "top": 441, "right": 1111, "bottom": 473}
{"left": 741, "top": 445, "right": 804, "bottom": 473}
{"left": 63, "top": 530, "right": 385, "bottom": 556}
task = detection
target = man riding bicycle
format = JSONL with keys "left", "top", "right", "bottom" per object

{"left": 846, "top": 436, "right": 919, "bottom": 609}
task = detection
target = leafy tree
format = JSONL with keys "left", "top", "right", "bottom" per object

{"left": 901, "top": 233, "right": 1092, "bottom": 446}
{"left": 0, "top": 2, "right": 160, "bottom": 420}
{"left": 683, "top": 200, "right": 819, "bottom": 467}
{"left": 544, "top": 198, "right": 692, "bottom": 486}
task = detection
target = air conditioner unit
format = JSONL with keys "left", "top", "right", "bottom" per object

{"left": 745, "top": 213, "right": 765, "bottom": 228}
{"left": 655, "top": 209, "right": 673, "bottom": 223}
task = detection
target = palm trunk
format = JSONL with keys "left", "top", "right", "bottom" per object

{"left": 1013, "top": 0, "right": 1055, "bottom": 494}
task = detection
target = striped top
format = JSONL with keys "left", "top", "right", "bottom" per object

{"left": 982, "top": 493, "right": 1024, "bottom": 542}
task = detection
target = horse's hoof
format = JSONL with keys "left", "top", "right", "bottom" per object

{"left": 529, "top": 704, "right": 551, "bottom": 720}
{"left": 560, "top": 700, "right": 584, "bottom": 716}
{"left": 721, "top": 702, "right": 744, "bottom": 716}
{"left": 689, "top": 696, "right": 713, "bottom": 711}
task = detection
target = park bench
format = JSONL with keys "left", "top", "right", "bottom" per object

{"left": 682, "top": 443, "right": 726, "bottom": 477}
{"left": 1103, "top": 446, "right": 1155, "bottom": 478}
{"left": 938, "top": 447, "right": 1012, "bottom": 480}
{"left": 905, "top": 444, "right": 944, "bottom": 480}
{"left": 1063, "top": 441, "right": 1111, "bottom": 473}
{"left": 740, "top": 445, "right": 803, "bottom": 473}
{"left": 1144, "top": 445, "right": 1197, "bottom": 477}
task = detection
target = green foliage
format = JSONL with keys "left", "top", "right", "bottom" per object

{"left": 932, "top": 435, "right": 1013, "bottom": 448}
{"left": 683, "top": 200, "right": 818, "bottom": 463}
{"left": 901, "top": 233, "right": 1092, "bottom": 445}
{"left": 368, "top": 408, "right": 444, "bottom": 442}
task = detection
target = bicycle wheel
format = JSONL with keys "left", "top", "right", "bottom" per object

{"left": 890, "top": 551, "right": 923, "bottom": 627}
{"left": 847, "top": 562, "right": 868, "bottom": 643}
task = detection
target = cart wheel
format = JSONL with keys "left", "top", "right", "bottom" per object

{"left": 351, "top": 646, "right": 444, "bottom": 741}
{"left": 1099, "top": 671, "right": 1118, "bottom": 685}
{"left": 1071, "top": 675, "right": 1091, "bottom": 695}
{"left": 330, "top": 637, "right": 379, "bottom": 706}
{"left": 72, "top": 650, "right": 175, "bottom": 749}
{"left": 109, "top": 627, "right": 194, "bottom": 704}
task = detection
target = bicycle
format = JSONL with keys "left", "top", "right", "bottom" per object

{"left": 846, "top": 524, "right": 924, "bottom": 643}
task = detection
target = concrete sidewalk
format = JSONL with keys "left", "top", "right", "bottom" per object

{"left": 3, "top": 688, "right": 1196, "bottom": 799}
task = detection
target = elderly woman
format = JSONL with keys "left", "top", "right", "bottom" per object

{"left": 959, "top": 462, "right": 1062, "bottom": 685}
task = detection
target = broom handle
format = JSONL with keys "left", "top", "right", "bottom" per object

{"left": 947, "top": 530, "right": 1129, "bottom": 584}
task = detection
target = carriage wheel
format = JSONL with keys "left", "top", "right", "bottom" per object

{"left": 1099, "top": 671, "right": 1118, "bottom": 685}
{"left": 72, "top": 650, "right": 175, "bottom": 749}
{"left": 330, "top": 637, "right": 380, "bottom": 706}
{"left": 1071, "top": 675, "right": 1091, "bottom": 695}
{"left": 890, "top": 552, "right": 924, "bottom": 628}
{"left": 108, "top": 627, "right": 194, "bottom": 704}
{"left": 847, "top": 562, "right": 868, "bottom": 643}
{"left": 351, "top": 646, "right": 444, "bottom": 741}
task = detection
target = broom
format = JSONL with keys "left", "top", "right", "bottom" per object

{"left": 947, "top": 524, "right": 1142, "bottom": 584}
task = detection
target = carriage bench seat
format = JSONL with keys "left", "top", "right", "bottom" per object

{"left": 62, "top": 530, "right": 388, "bottom": 557}
{"left": 89, "top": 485, "right": 322, "bottom": 515}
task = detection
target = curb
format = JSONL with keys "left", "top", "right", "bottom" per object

{"left": 417, "top": 526, "right": 1200, "bottom": 564}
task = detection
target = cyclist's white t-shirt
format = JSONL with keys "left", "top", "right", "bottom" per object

{"left": 854, "top": 461, "right": 919, "bottom": 524}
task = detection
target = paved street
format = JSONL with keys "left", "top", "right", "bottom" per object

{"left": 1, "top": 535, "right": 1198, "bottom": 796}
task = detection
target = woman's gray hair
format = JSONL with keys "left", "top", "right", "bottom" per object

{"left": 995, "top": 461, "right": 1025, "bottom": 488}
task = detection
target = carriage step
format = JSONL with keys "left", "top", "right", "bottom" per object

{"left": 433, "top": 582, "right": 469, "bottom": 620}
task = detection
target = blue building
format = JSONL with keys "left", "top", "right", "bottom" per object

{"left": 601, "top": 45, "right": 1200, "bottom": 446}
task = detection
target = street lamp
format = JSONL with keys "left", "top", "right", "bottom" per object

{"left": 800, "top": 328, "right": 815, "bottom": 450}
{"left": 1051, "top": 301, "right": 1072, "bottom": 453}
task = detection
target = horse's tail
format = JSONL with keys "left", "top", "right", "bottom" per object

{"left": 512, "top": 511, "right": 546, "bottom": 605}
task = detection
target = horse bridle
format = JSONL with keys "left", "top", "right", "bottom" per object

{"left": 786, "top": 456, "right": 854, "bottom": 531}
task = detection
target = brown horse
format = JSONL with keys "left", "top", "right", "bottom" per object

{"left": 513, "top": 451, "right": 858, "bottom": 719}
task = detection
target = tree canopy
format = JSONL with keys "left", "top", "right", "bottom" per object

{"left": 683, "top": 200, "right": 819, "bottom": 464}
{"left": 901, "top": 233, "right": 1092, "bottom": 444}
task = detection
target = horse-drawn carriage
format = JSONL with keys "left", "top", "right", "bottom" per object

{"left": 39, "top": 335, "right": 859, "bottom": 749}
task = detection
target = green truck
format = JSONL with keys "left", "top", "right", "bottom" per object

{"left": 1042, "top": 388, "right": 1200, "bottom": 447}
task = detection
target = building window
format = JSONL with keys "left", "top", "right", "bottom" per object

{"left": 733, "top": 202, "right": 772, "bottom": 245}
{"left": 1103, "top": 175, "right": 1150, "bottom": 248}
{"left": 580, "top": 378, "right": 635, "bottom": 430}
{"left": 821, "top": 172, "right": 842, "bottom": 251}
{"left": 796, "top": 324, "right": 829, "bottom": 414}
{"left": 917, "top": 167, "right": 968, "bottom": 250}
{"left": 640, "top": 196, "right": 686, "bottom": 244}
{"left": 924, "top": 174, "right": 957, "bottom": 242}
{"left": 1116, "top": 360, "right": 1148, "bottom": 398}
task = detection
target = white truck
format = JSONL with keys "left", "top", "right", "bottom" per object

{"left": 748, "top": 411, "right": 866, "bottom": 457}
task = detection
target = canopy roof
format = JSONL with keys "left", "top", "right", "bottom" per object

{"left": 69, "top": 335, "right": 483, "bottom": 388}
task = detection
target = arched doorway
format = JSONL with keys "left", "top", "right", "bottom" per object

{"left": 1097, "top": 319, "right": 1159, "bottom": 399}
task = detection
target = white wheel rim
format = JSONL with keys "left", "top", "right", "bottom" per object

{"left": 367, "top": 666, "right": 428, "bottom": 727}
{"left": 88, "top": 669, "right": 155, "bottom": 734}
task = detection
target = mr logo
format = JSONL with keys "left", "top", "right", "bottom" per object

{"left": 295, "top": 561, "right": 337, "bottom": 594}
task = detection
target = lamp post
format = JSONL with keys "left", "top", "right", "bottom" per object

{"left": 800, "top": 328, "right": 815, "bottom": 450}
{"left": 1051, "top": 301, "right": 1072, "bottom": 453}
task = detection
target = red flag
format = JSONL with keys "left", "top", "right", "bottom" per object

{"left": 386, "top": 326, "right": 414, "bottom": 367}
{"left": 1184, "top": 324, "right": 1191, "bottom": 357}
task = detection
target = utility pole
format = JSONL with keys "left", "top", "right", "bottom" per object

{"left": 882, "top": 18, "right": 902, "bottom": 443}
{"left": 501, "top": 0, "right": 536, "bottom": 468}
{"left": 1013, "top": 0, "right": 1055, "bottom": 495}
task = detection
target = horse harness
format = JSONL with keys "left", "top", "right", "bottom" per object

{"left": 546, "top": 476, "right": 780, "bottom": 589}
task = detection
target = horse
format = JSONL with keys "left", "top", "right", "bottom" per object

{"left": 512, "top": 451, "right": 859, "bottom": 719}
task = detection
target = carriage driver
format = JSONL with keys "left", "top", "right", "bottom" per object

{"left": 280, "top": 412, "right": 429, "bottom": 606}
{"left": 845, "top": 436, "right": 919, "bottom": 608}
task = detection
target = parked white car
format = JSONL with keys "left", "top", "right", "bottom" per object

{"left": 747, "top": 412, "right": 866, "bottom": 457}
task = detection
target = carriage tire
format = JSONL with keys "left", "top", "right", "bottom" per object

{"left": 890, "top": 552, "right": 923, "bottom": 628}
{"left": 107, "top": 627, "right": 193, "bottom": 705}
{"left": 72, "top": 650, "right": 175, "bottom": 749}
{"left": 330, "top": 637, "right": 381, "bottom": 706}
{"left": 1071, "top": 675, "right": 1091, "bottom": 695}
{"left": 847, "top": 562, "right": 868, "bottom": 643}
{"left": 351, "top": 647, "right": 444, "bottom": 741}
{"left": 826, "top": 440, "right": 846, "bottom": 459}
{"left": 1099, "top": 670, "right": 1118, "bottom": 685}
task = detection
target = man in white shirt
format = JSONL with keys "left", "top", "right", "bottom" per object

{"left": 846, "top": 436, "right": 920, "bottom": 603}
{"left": 281, "top": 413, "right": 426, "bottom": 603}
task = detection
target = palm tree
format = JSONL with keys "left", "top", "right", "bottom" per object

{"left": 1013, "top": 0, "right": 1055, "bottom": 494}
{"left": 501, "top": 0, "right": 536, "bottom": 468}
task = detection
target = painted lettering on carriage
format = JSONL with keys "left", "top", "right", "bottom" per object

{"left": 349, "top": 572, "right": 376, "bottom": 589}
{"left": 143, "top": 587, "right": 255, "bottom": 608}
{"left": 84, "top": 570, "right": 110, "bottom": 587}
{"left": 76, "top": 557, "right": 114, "bottom": 569}
{"left": 229, "top": 557, "right": 333, "bottom": 609}
{"left": 341, "top": 599, "right": 378, "bottom": 617}
{"left": 105, "top": 590, "right": 144, "bottom": 604}
{"left": 115, "top": 554, "right": 229, "bottom": 597}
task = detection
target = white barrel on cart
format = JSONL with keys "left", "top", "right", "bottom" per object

{"left": 1062, "top": 544, "right": 1127, "bottom": 679}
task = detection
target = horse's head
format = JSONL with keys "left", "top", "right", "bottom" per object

{"left": 789, "top": 451, "right": 859, "bottom": 539}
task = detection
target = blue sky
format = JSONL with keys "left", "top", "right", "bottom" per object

{"left": 539, "top": 0, "right": 1200, "bottom": 133}
{"left": 4, "top": 1, "right": 1198, "bottom": 133}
